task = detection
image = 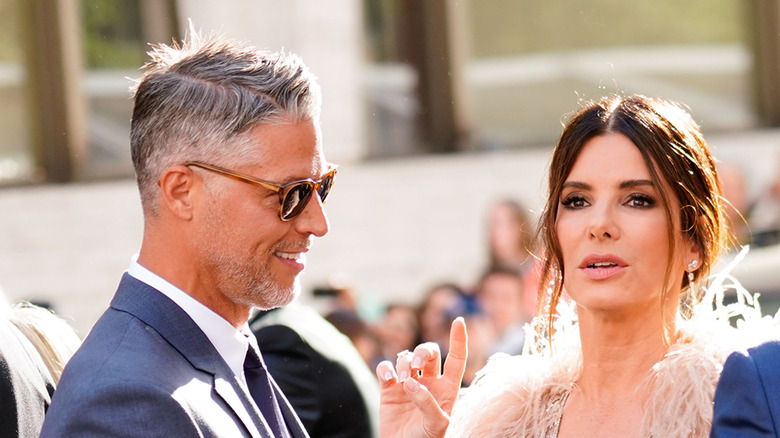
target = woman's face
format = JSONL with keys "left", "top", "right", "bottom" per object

{"left": 555, "top": 133, "right": 697, "bottom": 316}
{"left": 489, "top": 203, "right": 523, "bottom": 260}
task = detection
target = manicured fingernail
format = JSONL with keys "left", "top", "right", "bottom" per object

{"left": 399, "top": 370, "right": 409, "bottom": 381}
{"left": 383, "top": 370, "right": 394, "bottom": 381}
{"left": 406, "top": 378, "right": 420, "bottom": 392}
{"left": 411, "top": 356, "right": 422, "bottom": 369}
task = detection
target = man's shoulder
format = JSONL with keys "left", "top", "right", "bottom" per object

{"left": 719, "top": 340, "right": 780, "bottom": 385}
{"left": 745, "top": 340, "right": 780, "bottom": 375}
{"left": 726, "top": 340, "right": 780, "bottom": 367}
{"left": 43, "top": 306, "right": 224, "bottom": 437}
{"left": 58, "top": 308, "right": 192, "bottom": 390}
{"left": 40, "top": 372, "right": 216, "bottom": 437}
{"left": 748, "top": 339, "right": 780, "bottom": 358}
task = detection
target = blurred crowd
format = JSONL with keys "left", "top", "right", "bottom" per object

{"left": 316, "top": 198, "right": 539, "bottom": 386}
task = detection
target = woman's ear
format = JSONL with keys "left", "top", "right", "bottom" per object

{"left": 158, "top": 165, "right": 196, "bottom": 221}
{"left": 684, "top": 238, "right": 702, "bottom": 273}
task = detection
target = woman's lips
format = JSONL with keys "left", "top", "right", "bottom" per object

{"left": 579, "top": 254, "right": 627, "bottom": 280}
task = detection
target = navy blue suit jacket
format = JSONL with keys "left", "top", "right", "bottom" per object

{"left": 711, "top": 340, "right": 780, "bottom": 437}
{"left": 40, "top": 273, "right": 308, "bottom": 437}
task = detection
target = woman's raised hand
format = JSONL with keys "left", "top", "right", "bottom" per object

{"left": 375, "top": 317, "right": 468, "bottom": 438}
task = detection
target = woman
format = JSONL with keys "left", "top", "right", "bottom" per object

{"left": 486, "top": 199, "right": 534, "bottom": 274}
{"left": 376, "top": 95, "right": 773, "bottom": 437}
{"left": 485, "top": 199, "right": 540, "bottom": 317}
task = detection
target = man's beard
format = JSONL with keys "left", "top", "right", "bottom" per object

{"left": 198, "top": 199, "right": 300, "bottom": 311}
{"left": 208, "top": 247, "right": 300, "bottom": 310}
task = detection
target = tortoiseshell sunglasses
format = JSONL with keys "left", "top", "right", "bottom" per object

{"left": 184, "top": 161, "right": 338, "bottom": 221}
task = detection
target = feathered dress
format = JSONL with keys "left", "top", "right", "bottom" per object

{"left": 447, "top": 250, "right": 780, "bottom": 438}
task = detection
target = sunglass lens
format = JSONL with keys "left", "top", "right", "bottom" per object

{"left": 282, "top": 183, "right": 313, "bottom": 220}
{"left": 318, "top": 173, "right": 334, "bottom": 202}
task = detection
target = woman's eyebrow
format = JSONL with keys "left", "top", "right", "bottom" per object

{"left": 562, "top": 179, "right": 655, "bottom": 191}
{"left": 561, "top": 181, "right": 590, "bottom": 190}
{"left": 619, "top": 179, "right": 655, "bottom": 189}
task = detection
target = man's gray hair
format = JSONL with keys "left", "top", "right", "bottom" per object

{"left": 130, "top": 31, "right": 322, "bottom": 214}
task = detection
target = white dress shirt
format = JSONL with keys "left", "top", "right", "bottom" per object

{"left": 127, "top": 257, "right": 254, "bottom": 383}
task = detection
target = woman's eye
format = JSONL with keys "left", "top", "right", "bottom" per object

{"left": 627, "top": 194, "right": 655, "bottom": 208}
{"left": 561, "top": 195, "right": 587, "bottom": 209}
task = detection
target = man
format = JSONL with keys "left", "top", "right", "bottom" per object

{"left": 474, "top": 266, "right": 528, "bottom": 356}
{"left": 41, "top": 31, "right": 335, "bottom": 437}
{"left": 710, "top": 340, "right": 780, "bottom": 437}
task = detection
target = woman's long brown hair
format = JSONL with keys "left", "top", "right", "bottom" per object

{"left": 534, "top": 95, "right": 729, "bottom": 344}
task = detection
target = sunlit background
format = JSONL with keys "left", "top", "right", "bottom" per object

{"left": 1, "top": 0, "right": 779, "bottom": 335}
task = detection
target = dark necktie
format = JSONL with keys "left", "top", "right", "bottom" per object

{"left": 244, "top": 346, "right": 292, "bottom": 437}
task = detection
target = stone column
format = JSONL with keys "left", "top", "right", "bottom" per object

{"left": 20, "top": 0, "right": 88, "bottom": 182}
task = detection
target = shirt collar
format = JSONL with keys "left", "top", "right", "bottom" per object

{"left": 127, "top": 256, "right": 249, "bottom": 379}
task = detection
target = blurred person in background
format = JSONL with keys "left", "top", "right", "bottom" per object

{"left": 473, "top": 266, "right": 529, "bottom": 357}
{"left": 251, "top": 302, "right": 380, "bottom": 438}
{"left": 417, "top": 283, "right": 468, "bottom": 355}
{"left": 459, "top": 312, "right": 494, "bottom": 387}
{"left": 0, "top": 309, "right": 54, "bottom": 438}
{"left": 486, "top": 199, "right": 534, "bottom": 274}
{"left": 486, "top": 199, "right": 539, "bottom": 316}
{"left": 457, "top": 267, "right": 530, "bottom": 387}
{"left": 7, "top": 302, "right": 81, "bottom": 385}
{"left": 716, "top": 162, "right": 750, "bottom": 244}
{"left": 375, "top": 304, "right": 421, "bottom": 364}
{"left": 324, "top": 308, "right": 381, "bottom": 368}
{"left": 312, "top": 272, "right": 360, "bottom": 314}
{"left": 42, "top": 30, "right": 335, "bottom": 437}
{"left": 746, "top": 153, "right": 780, "bottom": 247}
{"left": 0, "top": 298, "right": 80, "bottom": 437}
{"left": 417, "top": 282, "right": 488, "bottom": 386}
{"left": 375, "top": 95, "right": 777, "bottom": 438}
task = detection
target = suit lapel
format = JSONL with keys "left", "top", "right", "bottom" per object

{"left": 214, "top": 377, "right": 272, "bottom": 438}
{"left": 111, "top": 274, "right": 274, "bottom": 438}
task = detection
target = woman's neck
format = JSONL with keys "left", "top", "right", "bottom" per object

{"left": 557, "top": 308, "right": 677, "bottom": 438}
{"left": 575, "top": 306, "right": 676, "bottom": 399}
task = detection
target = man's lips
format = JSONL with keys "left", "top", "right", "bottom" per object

{"left": 274, "top": 251, "right": 306, "bottom": 264}
{"left": 273, "top": 239, "right": 311, "bottom": 263}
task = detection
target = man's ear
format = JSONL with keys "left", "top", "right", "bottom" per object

{"left": 158, "top": 165, "right": 196, "bottom": 220}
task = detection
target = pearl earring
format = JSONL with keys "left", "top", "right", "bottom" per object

{"left": 687, "top": 260, "right": 698, "bottom": 292}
